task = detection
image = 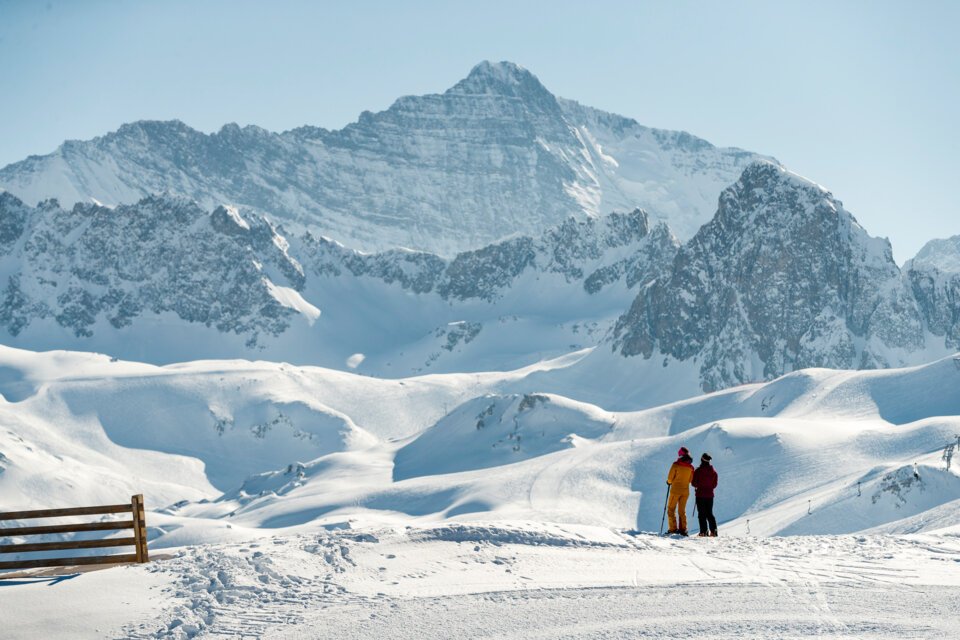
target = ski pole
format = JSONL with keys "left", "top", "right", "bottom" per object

{"left": 659, "top": 483, "right": 671, "bottom": 536}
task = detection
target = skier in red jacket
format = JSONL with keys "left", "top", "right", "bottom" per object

{"left": 691, "top": 452, "right": 718, "bottom": 537}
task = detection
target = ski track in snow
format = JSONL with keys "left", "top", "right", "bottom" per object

{"left": 276, "top": 585, "right": 959, "bottom": 640}
{"left": 92, "top": 525, "right": 960, "bottom": 639}
{"left": 122, "top": 535, "right": 376, "bottom": 639}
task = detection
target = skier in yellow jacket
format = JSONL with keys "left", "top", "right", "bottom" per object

{"left": 666, "top": 446, "right": 695, "bottom": 535}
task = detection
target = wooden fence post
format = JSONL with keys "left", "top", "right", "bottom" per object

{"left": 131, "top": 494, "right": 149, "bottom": 563}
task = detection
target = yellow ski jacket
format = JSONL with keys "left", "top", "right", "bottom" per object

{"left": 667, "top": 459, "right": 695, "bottom": 495}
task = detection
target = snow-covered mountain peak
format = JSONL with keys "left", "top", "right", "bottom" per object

{"left": 114, "top": 118, "right": 191, "bottom": 135}
{"left": 909, "top": 235, "right": 960, "bottom": 274}
{"left": 727, "top": 161, "right": 833, "bottom": 217}
{"left": 716, "top": 160, "right": 891, "bottom": 264}
{"left": 102, "top": 119, "right": 199, "bottom": 148}
{"left": 0, "top": 61, "right": 768, "bottom": 254}
{"left": 610, "top": 161, "right": 938, "bottom": 391}
{"left": 210, "top": 203, "right": 253, "bottom": 235}
{"left": 447, "top": 60, "right": 555, "bottom": 102}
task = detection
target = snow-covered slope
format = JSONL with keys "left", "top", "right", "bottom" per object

{"left": 6, "top": 524, "right": 960, "bottom": 639}
{"left": 0, "top": 62, "right": 766, "bottom": 255}
{"left": 1, "top": 345, "right": 957, "bottom": 542}
{"left": 0, "top": 349, "right": 217, "bottom": 510}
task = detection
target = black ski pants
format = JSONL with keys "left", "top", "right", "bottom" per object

{"left": 696, "top": 496, "right": 717, "bottom": 534}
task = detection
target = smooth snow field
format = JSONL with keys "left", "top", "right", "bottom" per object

{"left": 1, "top": 345, "right": 960, "bottom": 638}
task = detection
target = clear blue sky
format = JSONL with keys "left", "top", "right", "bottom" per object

{"left": 1, "top": 0, "right": 957, "bottom": 262}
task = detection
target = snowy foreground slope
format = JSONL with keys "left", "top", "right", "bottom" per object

{"left": 3, "top": 524, "right": 960, "bottom": 639}
{"left": 2, "top": 346, "right": 960, "bottom": 638}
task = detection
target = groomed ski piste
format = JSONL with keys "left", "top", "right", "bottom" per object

{"left": 1, "top": 344, "right": 959, "bottom": 638}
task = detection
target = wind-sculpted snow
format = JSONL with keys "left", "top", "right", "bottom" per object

{"left": 0, "top": 61, "right": 765, "bottom": 255}
{"left": 612, "top": 161, "right": 950, "bottom": 391}
{"left": 202, "top": 354, "right": 960, "bottom": 536}
{"left": 1, "top": 346, "right": 959, "bottom": 545}
{"left": 393, "top": 393, "right": 615, "bottom": 480}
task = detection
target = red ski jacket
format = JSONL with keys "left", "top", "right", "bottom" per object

{"left": 692, "top": 463, "right": 718, "bottom": 498}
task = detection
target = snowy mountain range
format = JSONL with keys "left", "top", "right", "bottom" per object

{"left": 1, "top": 160, "right": 957, "bottom": 395}
{"left": 0, "top": 61, "right": 765, "bottom": 255}
{"left": 2, "top": 59, "right": 956, "bottom": 394}
{"left": 0, "top": 188, "right": 676, "bottom": 371}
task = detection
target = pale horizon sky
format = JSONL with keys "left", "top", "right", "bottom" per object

{"left": 1, "top": 0, "right": 957, "bottom": 262}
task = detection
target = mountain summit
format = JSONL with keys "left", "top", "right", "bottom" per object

{"left": 447, "top": 61, "right": 558, "bottom": 104}
{"left": 0, "top": 61, "right": 766, "bottom": 256}
{"left": 610, "top": 161, "right": 945, "bottom": 391}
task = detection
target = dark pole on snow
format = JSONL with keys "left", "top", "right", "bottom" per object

{"left": 659, "top": 483, "right": 671, "bottom": 536}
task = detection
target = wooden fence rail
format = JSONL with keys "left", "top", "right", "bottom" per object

{"left": 0, "top": 494, "right": 149, "bottom": 572}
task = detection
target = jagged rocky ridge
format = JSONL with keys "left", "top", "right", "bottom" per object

{"left": 611, "top": 162, "right": 958, "bottom": 391}
{"left": 0, "top": 191, "right": 677, "bottom": 360}
{"left": 301, "top": 207, "right": 678, "bottom": 302}
{"left": 0, "top": 193, "right": 308, "bottom": 345}
{"left": 0, "top": 61, "right": 764, "bottom": 255}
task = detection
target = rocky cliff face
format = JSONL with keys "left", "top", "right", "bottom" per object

{"left": 0, "top": 193, "right": 308, "bottom": 345}
{"left": 0, "top": 62, "right": 764, "bottom": 256}
{"left": 611, "top": 162, "right": 944, "bottom": 391}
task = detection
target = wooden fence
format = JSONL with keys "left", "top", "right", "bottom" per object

{"left": 0, "top": 494, "right": 149, "bottom": 572}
